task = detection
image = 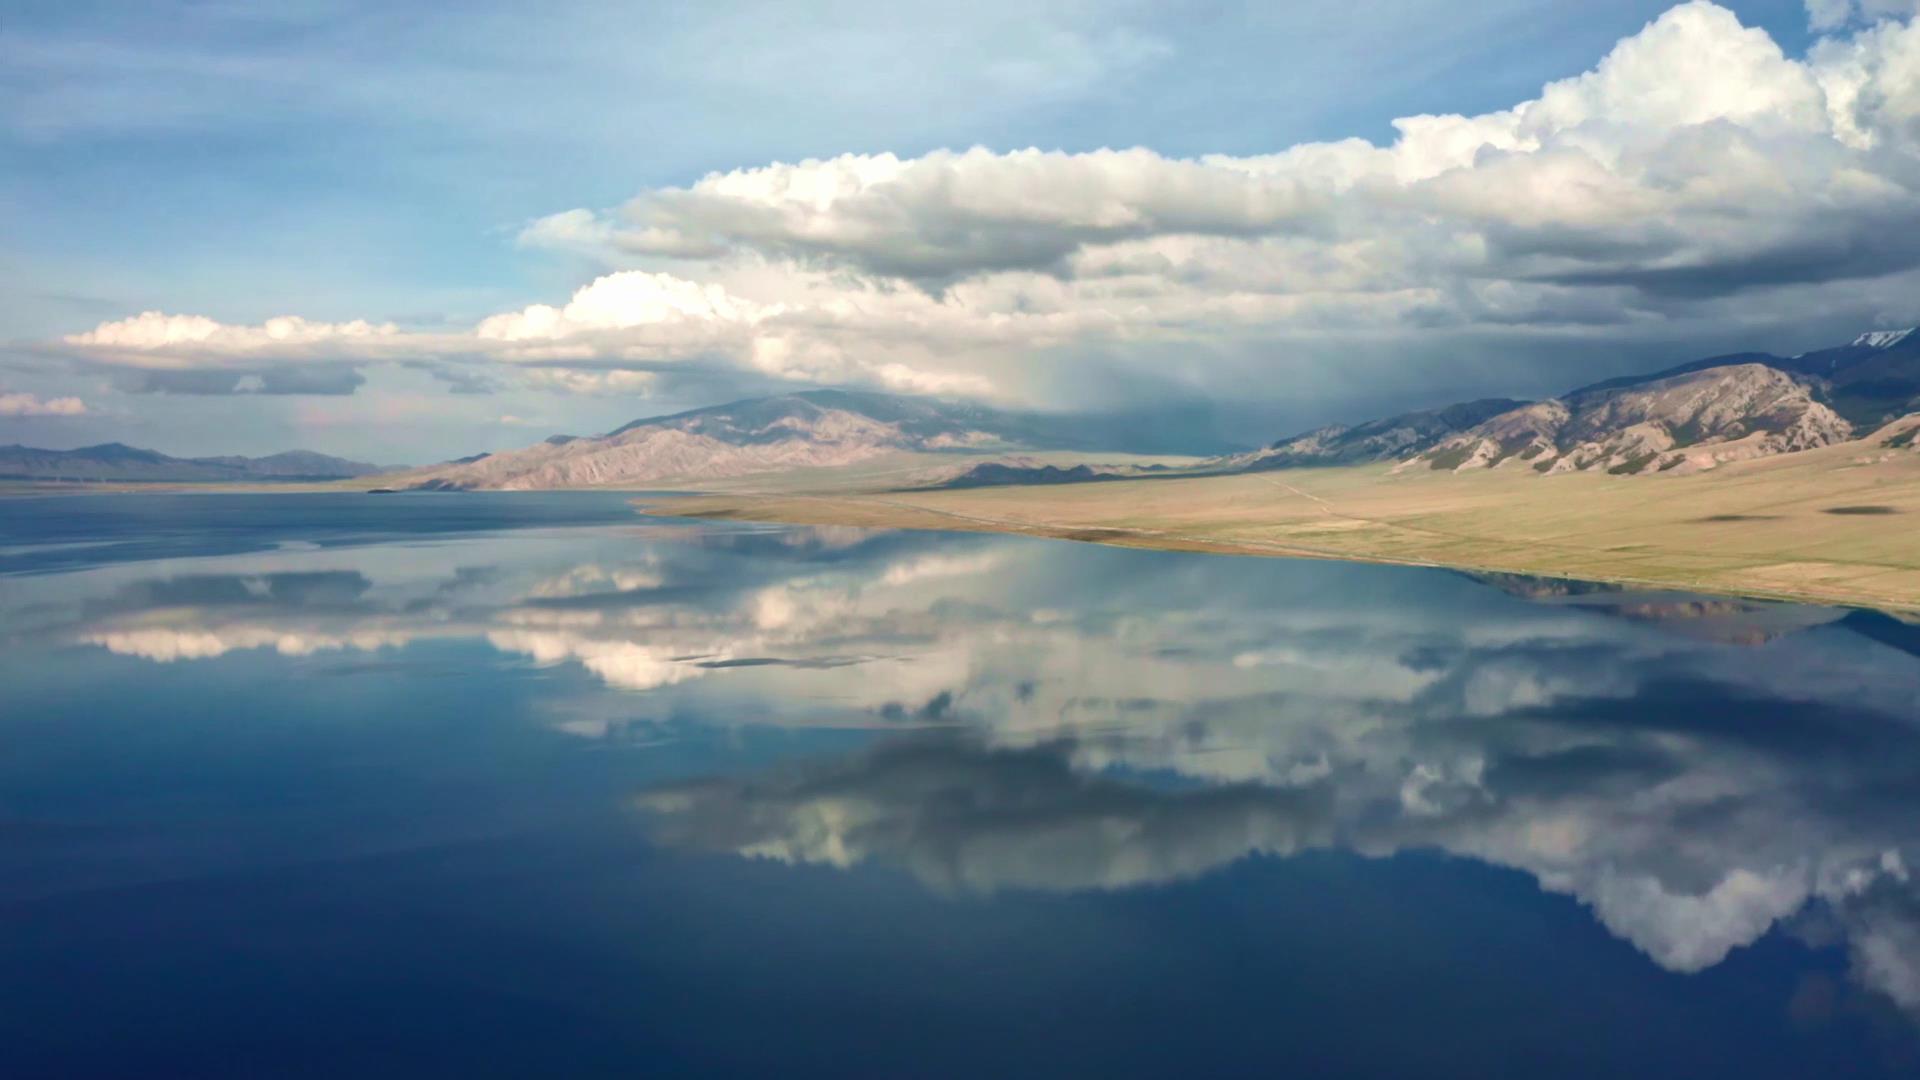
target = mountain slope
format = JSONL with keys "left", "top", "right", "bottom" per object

{"left": 1414, "top": 364, "right": 1851, "bottom": 475}
{"left": 1564, "top": 329, "right": 1920, "bottom": 428}
{"left": 1785, "top": 329, "right": 1920, "bottom": 427}
{"left": 0, "top": 443, "right": 387, "bottom": 482}
{"left": 395, "top": 389, "right": 1197, "bottom": 491}
{"left": 603, "top": 389, "right": 1062, "bottom": 448}
{"left": 1222, "top": 398, "right": 1527, "bottom": 470}
{"left": 1215, "top": 326, "right": 1918, "bottom": 479}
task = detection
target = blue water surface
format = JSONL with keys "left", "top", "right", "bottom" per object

{"left": 3, "top": 492, "right": 1919, "bottom": 1078}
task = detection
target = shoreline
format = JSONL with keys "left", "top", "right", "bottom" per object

{"left": 635, "top": 493, "right": 1907, "bottom": 613}
{"left": 635, "top": 454, "right": 1920, "bottom": 617}
{"left": 6, "top": 464, "right": 1913, "bottom": 616}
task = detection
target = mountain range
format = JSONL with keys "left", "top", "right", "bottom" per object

{"left": 0, "top": 444, "right": 388, "bottom": 483}
{"left": 392, "top": 325, "right": 1920, "bottom": 489}
{"left": 1234, "top": 327, "right": 1920, "bottom": 478}
{"left": 8, "top": 328, "right": 1916, "bottom": 490}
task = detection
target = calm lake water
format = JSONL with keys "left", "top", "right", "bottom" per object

{"left": 4, "top": 492, "right": 1920, "bottom": 1077}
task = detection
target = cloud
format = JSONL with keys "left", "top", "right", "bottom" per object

{"left": 35, "top": 4, "right": 1920, "bottom": 410}
{"left": 49, "top": 311, "right": 398, "bottom": 395}
{"left": 516, "top": 207, "right": 617, "bottom": 254}
{"left": 48, "top": 269, "right": 1001, "bottom": 399}
{"left": 86, "top": 625, "right": 416, "bottom": 662}
{"left": 63, "top": 311, "right": 399, "bottom": 365}
{"left": 486, "top": 628, "right": 709, "bottom": 690}
{"left": 640, "top": 737, "right": 1336, "bottom": 891}
{"left": 577, "top": 1, "right": 1907, "bottom": 304}
{"left": 635, "top": 703, "right": 1920, "bottom": 989}
{"left": 139, "top": 368, "right": 369, "bottom": 396}
{"left": 0, "top": 391, "right": 86, "bottom": 416}
{"left": 1808, "top": 1, "right": 1920, "bottom": 31}
{"left": 476, "top": 271, "right": 773, "bottom": 342}
{"left": 641, "top": 670, "right": 1920, "bottom": 1002}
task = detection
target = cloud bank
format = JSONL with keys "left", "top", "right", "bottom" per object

{"left": 34, "top": 2, "right": 1920, "bottom": 414}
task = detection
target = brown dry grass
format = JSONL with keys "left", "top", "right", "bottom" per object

{"left": 644, "top": 440, "right": 1920, "bottom": 613}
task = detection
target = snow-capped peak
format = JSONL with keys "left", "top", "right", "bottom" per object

{"left": 1853, "top": 327, "right": 1915, "bottom": 349}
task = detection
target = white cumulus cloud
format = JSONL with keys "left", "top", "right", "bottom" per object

{"left": 0, "top": 391, "right": 87, "bottom": 416}
{"left": 64, "top": 311, "right": 399, "bottom": 369}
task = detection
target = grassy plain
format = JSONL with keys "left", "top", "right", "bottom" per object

{"left": 644, "top": 440, "right": 1920, "bottom": 613}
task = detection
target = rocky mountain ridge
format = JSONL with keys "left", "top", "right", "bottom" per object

{"left": 1412, "top": 363, "right": 1853, "bottom": 475}
{"left": 1238, "top": 326, "right": 1920, "bottom": 477}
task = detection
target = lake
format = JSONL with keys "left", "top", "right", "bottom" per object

{"left": 4, "top": 491, "right": 1920, "bottom": 1077}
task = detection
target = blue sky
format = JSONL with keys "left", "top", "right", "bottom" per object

{"left": 7, "top": 0, "right": 1914, "bottom": 459}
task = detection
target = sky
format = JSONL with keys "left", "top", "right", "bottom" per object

{"left": 4, "top": 0, "right": 1920, "bottom": 460}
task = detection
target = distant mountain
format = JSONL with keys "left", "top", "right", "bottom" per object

{"left": 194, "top": 450, "right": 393, "bottom": 479}
{"left": 27, "top": 326, "right": 1911, "bottom": 490}
{"left": 410, "top": 327, "right": 1915, "bottom": 491}
{"left": 928, "top": 457, "right": 1182, "bottom": 489}
{"left": 1225, "top": 327, "right": 1920, "bottom": 477}
{"left": 938, "top": 463, "right": 1118, "bottom": 489}
{"left": 0, "top": 443, "right": 387, "bottom": 483}
{"left": 394, "top": 389, "right": 1229, "bottom": 491}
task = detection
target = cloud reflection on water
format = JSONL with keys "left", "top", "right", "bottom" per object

{"left": 16, "top": 517, "right": 1920, "bottom": 1017}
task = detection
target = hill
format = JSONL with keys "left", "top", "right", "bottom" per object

{"left": 392, "top": 389, "right": 1228, "bottom": 491}
{"left": 0, "top": 443, "right": 388, "bottom": 483}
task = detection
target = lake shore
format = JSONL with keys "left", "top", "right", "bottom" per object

{"left": 638, "top": 442, "right": 1920, "bottom": 615}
